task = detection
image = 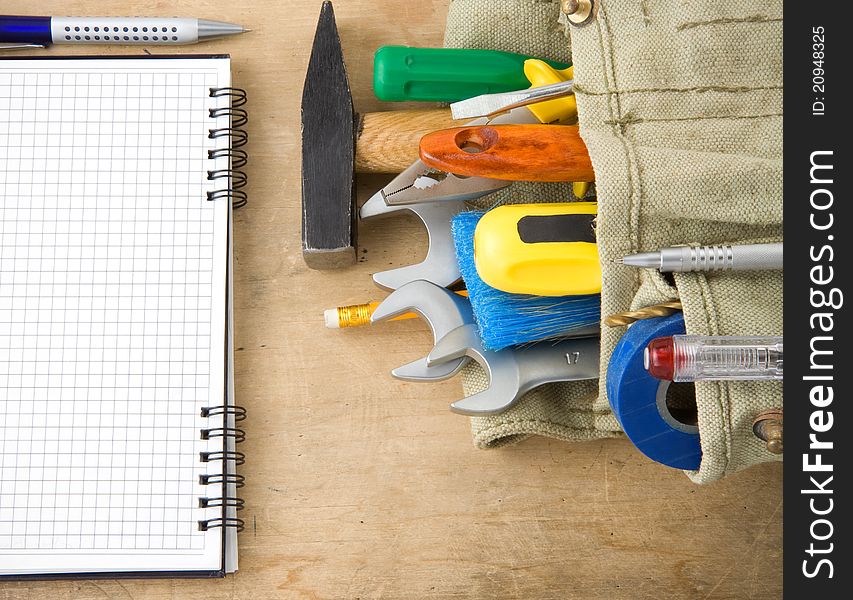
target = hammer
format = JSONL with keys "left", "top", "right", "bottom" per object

{"left": 301, "top": 1, "right": 458, "bottom": 270}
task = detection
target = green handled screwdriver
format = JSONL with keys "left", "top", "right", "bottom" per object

{"left": 373, "top": 46, "right": 571, "bottom": 103}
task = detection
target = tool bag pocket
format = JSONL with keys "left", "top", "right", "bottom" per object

{"left": 624, "top": 260, "right": 782, "bottom": 483}
{"left": 445, "top": 0, "right": 783, "bottom": 482}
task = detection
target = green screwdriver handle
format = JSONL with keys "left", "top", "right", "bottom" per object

{"left": 373, "top": 46, "right": 571, "bottom": 103}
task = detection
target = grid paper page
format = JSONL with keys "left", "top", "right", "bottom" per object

{"left": 0, "top": 57, "right": 231, "bottom": 576}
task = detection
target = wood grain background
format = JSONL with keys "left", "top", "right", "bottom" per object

{"left": 0, "top": 1, "right": 782, "bottom": 598}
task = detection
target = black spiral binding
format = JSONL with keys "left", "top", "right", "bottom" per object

{"left": 198, "top": 402, "right": 247, "bottom": 533}
{"left": 207, "top": 87, "right": 248, "bottom": 209}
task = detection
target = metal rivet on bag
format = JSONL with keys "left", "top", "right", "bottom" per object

{"left": 561, "top": 0, "right": 596, "bottom": 27}
{"left": 752, "top": 409, "right": 783, "bottom": 455}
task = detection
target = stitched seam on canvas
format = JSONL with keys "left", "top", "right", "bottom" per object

{"left": 603, "top": 112, "right": 783, "bottom": 126}
{"left": 677, "top": 16, "right": 782, "bottom": 31}
{"left": 574, "top": 84, "right": 783, "bottom": 96}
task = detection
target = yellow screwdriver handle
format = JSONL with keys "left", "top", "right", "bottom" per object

{"left": 474, "top": 203, "right": 601, "bottom": 297}
{"left": 524, "top": 60, "right": 592, "bottom": 199}
{"left": 523, "top": 60, "right": 576, "bottom": 124}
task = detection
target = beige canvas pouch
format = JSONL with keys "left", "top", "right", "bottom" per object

{"left": 444, "top": 0, "right": 783, "bottom": 483}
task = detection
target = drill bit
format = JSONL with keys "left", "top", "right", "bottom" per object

{"left": 603, "top": 301, "right": 683, "bottom": 327}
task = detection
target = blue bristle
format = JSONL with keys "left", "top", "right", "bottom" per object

{"left": 451, "top": 210, "right": 601, "bottom": 351}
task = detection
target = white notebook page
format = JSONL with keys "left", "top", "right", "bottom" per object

{"left": 0, "top": 57, "right": 231, "bottom": 575}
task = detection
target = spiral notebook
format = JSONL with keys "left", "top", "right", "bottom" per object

{"left": 0, "top": 55, "right": 246, "bottom": 578}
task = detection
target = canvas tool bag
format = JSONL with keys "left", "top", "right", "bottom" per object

{"left": 443, "top": 0, "right": 783, "bottom": 483}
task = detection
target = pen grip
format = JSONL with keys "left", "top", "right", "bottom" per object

{"left": 50, "top": 17, "right": 198, "bottom": 44}
{"left": 661, "top": 243, "right": 783, "bottom": 272}
{"left": 729, "top": 243, "right": 784, "bottom": 270}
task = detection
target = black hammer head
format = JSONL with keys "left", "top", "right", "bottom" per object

{"left": 301, "top": 1, "right": 356, "bottom": 269}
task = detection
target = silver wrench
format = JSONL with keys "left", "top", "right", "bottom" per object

{"left": 390, "top": 282, "right": 600, "bottom": 415}
{"left": 370, "top": 280, "right": 472, "bottom": 382}
{"left": 428, "top": 324, "right": 600, "bottom": 415}
{"left": 359, "top": 193, "right": 465, "bottom": 290}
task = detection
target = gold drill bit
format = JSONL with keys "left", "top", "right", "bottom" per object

{"left": 603, "top": 300, "right": 683, "bottom": 327}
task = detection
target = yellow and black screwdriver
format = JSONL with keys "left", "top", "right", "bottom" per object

{"left": 471, "top": 202, "right": 600, "bottom": 297}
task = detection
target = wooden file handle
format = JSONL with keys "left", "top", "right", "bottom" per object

{"left": 355, "top": 109, "right": 461, "bottom": 173}
{"left": 419, "top": 124, "right": 594, "bottom": 182}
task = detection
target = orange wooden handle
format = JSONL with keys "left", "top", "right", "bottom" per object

{"left": 418, "top": 124, "right": 594, "bottom": 182}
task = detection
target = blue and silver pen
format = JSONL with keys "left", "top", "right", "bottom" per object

{"left": 0, "top": 15, "right": 247, "bottom": 49}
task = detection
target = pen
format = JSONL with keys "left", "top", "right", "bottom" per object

{"left": 644, "top": 335, "right": 783, "bottom": 382}
{"left": 0, "top": 15, "right": 247, "bottom": 49}
{"left": 616, "top": 242, "right": 783, "bottom": 273}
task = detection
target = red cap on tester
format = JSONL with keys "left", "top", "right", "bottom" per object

{"left": 644, "top": 336, "right": 675, "bottom": 381}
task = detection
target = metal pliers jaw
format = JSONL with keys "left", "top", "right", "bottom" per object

{"left": 375, "top": 160, "right": 511, "bottom": 207}
{"left": 369, "top": 105, "right": 539, "bottom": 208}
{"left": 370, "top": 280, "right": 473, "bottom": 382}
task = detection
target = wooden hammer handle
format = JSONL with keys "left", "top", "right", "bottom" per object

{"left": 355, "top": 109, "right": 460, "bottom": 173}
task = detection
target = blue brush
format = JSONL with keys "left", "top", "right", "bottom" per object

{"left": 451, "top": 210, "right": 601, "bottom": 351}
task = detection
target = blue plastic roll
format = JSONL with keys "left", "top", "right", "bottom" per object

{"left": 606, "top": 313, "right": 701, "bottom": 470}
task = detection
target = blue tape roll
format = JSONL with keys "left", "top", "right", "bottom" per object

{"left": 606, "top": 313, "right": 701, "bottom": 470}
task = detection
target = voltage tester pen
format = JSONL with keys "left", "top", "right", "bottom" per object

{"left": 644, "top": 335, "right": 784, "bottom": 382}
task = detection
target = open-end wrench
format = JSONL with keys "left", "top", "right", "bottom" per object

{"left": 359, "top": 193, "right": 465, "bottom": 290}
{"left": 428, "top": 324, "right": 600, "bottom": 415}
{"left": 370, "top": 280, "right": 473, "bottom": 382}
{"left": 384, "top": 282, "right": 599, "bottom": 415}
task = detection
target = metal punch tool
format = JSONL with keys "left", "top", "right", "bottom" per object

{"left": 359, "top": 193, "right": 465, "bottom": 290}
{"left": 369, "top": 107, "right": 538, "bottom": 207}
{"left": 370, "top": 280, "right": 473, "bottom": 382}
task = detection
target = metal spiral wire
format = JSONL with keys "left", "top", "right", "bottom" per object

{"left": 207, "top": 87, "right": 248, "bottom": 208}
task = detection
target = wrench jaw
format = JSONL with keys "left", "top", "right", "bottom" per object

{"left": 449, "top": 389, "right": 520, "bottom": 416}
{"left": 391, "top": 357, "right": 466, "bottom": 383}
{"left": 425, "top": 323, "right": 479, "bottom": 365}
{"left": 371, "top": 281, "right": 472, "bottom": 383}
{"left": 369, "top": 283, "right": 428, "bottom": 324}
{"left": 360, "top": 196, "right": 465, "bottom": 291}
{"left": 427, "top": 324, "right": 525, "bottom": 416}
{"left": 427, "top": 325, "right": 602, "bottom": 416}
{"left": 372, "top": 262, "right": 460, "bottom": 292}
{"left": 369, "top": 280, "right": 472, "bottom": 330}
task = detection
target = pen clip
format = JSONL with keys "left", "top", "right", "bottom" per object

{"left": 0, "top": 43, "right": 49, "bottom": 51}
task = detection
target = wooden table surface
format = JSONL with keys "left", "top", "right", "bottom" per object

{"left": 1, "top": 1, "right": 782, "bottom": 598}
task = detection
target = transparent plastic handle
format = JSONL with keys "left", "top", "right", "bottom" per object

{"left": 672, "top": 335, "right": 783, "bottom": 382}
